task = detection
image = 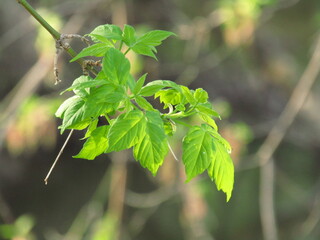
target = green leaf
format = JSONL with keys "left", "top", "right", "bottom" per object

{"left": 196, "top": 103, "right": 220, "bottom": 118}
{"left": 199, "top": 113, "right": 218, "bottom": 131}
{"left": 61, "top": 76, "right": 106, "bottom": 97}
{"left": 55, "top": 95, "right": 79, "bottom": 119}
{"left": 58, "top": 96, "right": 90, "bottom": 133}
{"left": 155, "top": 89, "right": 181, "bottom": 106}
{"left": 140, "top": 80, "right": 180, "bottom": 96}
{"left": 133, "top": 111, "right": 168, "bottom": 175}
{"left": 106, "top": 110, "right": 146, "bottom": 152}
{"left": 182, "top": 125, "right": 216, "bottom": 181}
{"left": 131, "top": 30, "right": 175, "bottom": 59}
{"left": 194, "top": 88, "right": 209, "bottom": 103}
{"left": 103, "top": 48, "right": 130, "bottom": 85}
{"left": 135, "top": 95, "right": 155, "bottom": 111}
{"left": 181, "top": 86, "right": 196, "bottom": 105}
{"left": 133, "top": 73, "right": 147, "bottom": 95}
{"left": 74, "top": 125, "right": 110, "bottom": 160}
{"left": 89, "top": 24, "right": 123, "bottom": 42}
{"left": 89, "top": 84, "right": 125, "bottom": 103}
{"left": 70, "top": 43, "right": 112, "bottom": 62}
{"left": 122, "top": 24, "right": 136, "bottom": 47}
{"left": 137, "top": 30, "right": 176, "bottom": 46}
{"left": 206, "top": 127, "right": 232, "bottom": 153}
{"left": 207, "top": 140, "right": 234, "bottom": 202}
{"left": 83, "top": 119, "right": 99, "bottom": 139}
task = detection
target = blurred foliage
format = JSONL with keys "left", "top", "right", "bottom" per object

{"left": 5, "top": 96, "right": 60, "bottom": 156}
{"left": 0, "top": 215, "right": 35, "bottom": 240}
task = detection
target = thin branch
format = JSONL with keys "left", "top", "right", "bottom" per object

{"left": 239, "top": 34, "right": 320, "bottom": 170}
{"left": 259, "top": 158, "right": 278, "bottom": 240}
{"left": 44, "top": 129, "right": 74, "bottom": 185}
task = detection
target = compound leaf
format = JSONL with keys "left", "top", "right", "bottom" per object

{"left": 106, "top": 110, "right": 145, "bottom": 152}
{"left": 140, "top": 80, "right": 180, "bottom": 96}
{"left": 135, "top": 96, "right": 155, "bottom": 111}
{"left": 182, "top": 125, "right": 215, "bottom": 181}
{"left": 89, "top": 24, "right": 123, "bottom": 42}
{"left": 70, "top": 43, "right": 112, "bottom": 62}
{"left": 133, "top": 73, "right": 147, "bottom": 95}
{"left": 207, "top": 140, "right": 234, "bottom": 202}
{"left": 123, "top": 24, "right": 136, "bottom": 47}
{"left": 103, "top": 48, "right": 130, "bottom": 85}
{"left": 133, "top": 111, "right": 168, "bottom": 175}
{"left": 74, "top": 125, "right": 110, "bottom": 160}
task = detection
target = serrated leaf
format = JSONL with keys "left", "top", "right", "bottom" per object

{"left": 58, "top": 96, "right": 90, "bottom": 133}
{"left": 137, "top": 30, "right": 175, "bottom": 46}
{"left": 140, "top": 80, "right": 180, "bottom": 96}
{"left": 55, "top": 95, "right": 79, "bottom": 119}
{"left": 131, "top": 30, "right": 175, "bottom": 59}
{"left": 194, "top": 88, "right": 208, "bottom": 103}
{"left": 199, "top": 113, "right": 218, "bottom": 131}
{"left": 123, "top": 24, "right": 136, "bottom": 47}
{"left": 106, "top": 110, "right": 146, "bottom": 152}
{"left": 74, "top": 125, "right": 110, "bottom": 160}
{"left": 163, "top": 119, "right": 176, "bottom": 136}
{"left": 196, "top": 103, "right": 220, "bottom": 118}
{"left": 181, "top": 86, "right": 196, "bottom": 105}
{"left": 70, "top": 43, "right": 112, "bottom": 62}
{"left": 206, "top": 126, "right": 232, "bottom": 153}
{"left": 132, "top": 44, "right": 157, "bottom": 59}
{"left": 133, "top": 111, "right": 168, "bottom": 175}
{"left": 89, "top": 24, "right": 123, "bottom": 42}
{"left": 207, "top": 140, "right": 234, "bottom": 202}
{"left": 103, "top": 48, "right": 130, "bottom": 85}
{"left": 61, "top": 76, "right": 106, "bottom": 97}
{"left": 89, "top": 84, "right": 125, "bottom": 103}
{"left": 133, "top": 73, "right": 147, "bottom": 95}
{"left": 88, "top": 34, "right": 113, "bottom": 44}
{"left": 155, "top": 89, "right": 181, "bottom": 106}
{"left": 182, "top": 125, "right": 216, "bottom": 181}
{"left": 83, "top": 119, "right": 99, "bottom": 139}
{"left": 135, "top": 95, "right": 155, "bottom": 111}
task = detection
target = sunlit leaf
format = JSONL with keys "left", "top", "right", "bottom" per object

{"left": 70, "top": 43, "right": 112, "bottom": 62}
{"left": 74, "top": 126, "right": 109, "bottom": 160}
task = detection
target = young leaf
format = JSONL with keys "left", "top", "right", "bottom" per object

{"left": 182, "top": 125, "right": 216, "bottom": 181}
{"left": 196, "top": 103, "right": 220, "bottom": 118}
{"left": 55, "top": 95, "right": 79, "bottom": 119}
{"left": 131, "top": 30, "right": 175, "bottom": 59}
{"left": 70, "top": 43, "right": 112, "bottom": 62}
{"left": 122, "top": 24, "right": 136, "bottom": 47}
{"left": 103, "top": 48, "right": 130, "bottom": 85}
{"left": 199, "top": 113, "right": 218, "bottom": 131}
{"left": 133, "top": 73, "right": 147, "bottom": 95}
{"left": 62, "top": 77, "right": 107, "bottom": 96}
{"left": 83, "top": 119, "right": 99, "bottom": 139}
{"left": 74, "top": 125, "right": 110, "bottom": 160}
{"left": 106, "top": 110, "right": 146, "bottom": 152}
{"left": 133, "top": 111, "right": 168, "bottom": 175}
{"left": 155, "top": 89, "right": 181, "bottom": 106}
{"left": 207, "top": 140, "right": 234, "bottom": 202}
{"left": 194, "top": 88, "right": 209, "bottom": 103}
{"left": 89, "top": 84, "right": 125, "bottom": 103}
{"left": 88, "top": 24, "right": 123, "bottom": 42}
{"left": 135, "top": 95, "right": 155, "bottom": 111}
{"left": 57, "top": 96, "right": 90, "bottom": 133}
{"left": 140, "top": 80, "right": 180, "bottom": 96}
{"left": 181, "top": 86, "right": 196, "bottom": 105}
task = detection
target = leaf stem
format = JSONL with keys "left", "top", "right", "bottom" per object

{"left": 124, "top": 48, "right": 131, "bottom": 55}
{"left": 119, "top": 40, "right": 123, "bottom": 51}
{"left": 44, "top": 129, "right": 74, "bottom": 185}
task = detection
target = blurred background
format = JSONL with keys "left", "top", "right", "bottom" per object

{"left": 1, "top": 0, "right": 320, "bottom": 239}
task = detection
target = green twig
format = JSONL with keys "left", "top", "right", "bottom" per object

{"left": 17, "top": 0, "right": 97, "bottom": 74}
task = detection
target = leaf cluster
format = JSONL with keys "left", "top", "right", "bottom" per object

{"left": 56, "top": 24, "right": 234, "bottom": 201}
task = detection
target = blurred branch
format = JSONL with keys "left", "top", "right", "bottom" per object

{"left": 0, "top": 193, "right": 14, "bottom": 224}
{"left": 259, "top": 158, "right": 278, "bottom": 240}
{"left": 240, "top": 34, "right": 320, "bottom": 170}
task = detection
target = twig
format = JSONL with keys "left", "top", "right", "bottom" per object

{"left": 259, "top": 158, "right": 278, "bottom": 240}
{"left": 44, "top": 129, "right": 74, "bottom": 185}
{"left": 168, "top": 142, "right": 179, "bottom": 161}
{"left": 240, "top": 34, "right": 320, "bottom": 170}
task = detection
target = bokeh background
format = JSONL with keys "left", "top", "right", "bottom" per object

{"left": 1, "top": 0, "right": 320, "bottom": 239}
